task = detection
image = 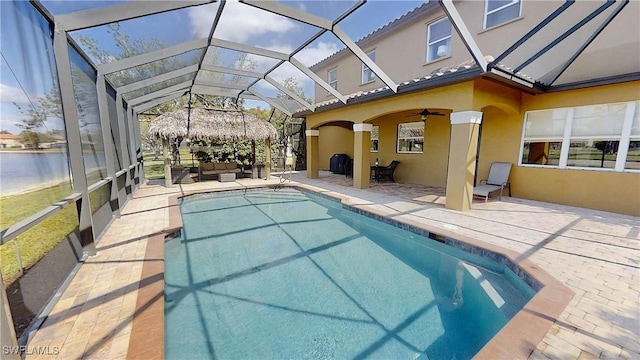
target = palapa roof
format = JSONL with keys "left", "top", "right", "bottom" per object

{"left": 148, "top": 108, "right": 278, "bottom": 142}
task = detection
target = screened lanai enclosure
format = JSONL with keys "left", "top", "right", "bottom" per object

{"left": 0, "top": 0, "right": 434, "bottom": 347}
{"left": 1, "top": 0, "right": 637, "bottom": 352}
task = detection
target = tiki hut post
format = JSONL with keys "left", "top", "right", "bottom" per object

{"left": 251, "top": 140, "right": 256, "bottom": 164}
{"left": 163, "top": 138, "right": 171, "bottom": 188}
{"left": 265, "top": 138, "right": 271, "bottom": 180}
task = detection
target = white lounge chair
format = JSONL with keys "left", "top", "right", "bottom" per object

{"left": 473, "top": 162, "right": 512, "bottom": 203}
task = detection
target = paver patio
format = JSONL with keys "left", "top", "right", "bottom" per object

{"left": 24, "top": 171, "right": 639, "bottom": 359}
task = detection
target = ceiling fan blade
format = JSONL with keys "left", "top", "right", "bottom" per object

{"left": 421, "top": 109, "right": 445, "bottom": 116}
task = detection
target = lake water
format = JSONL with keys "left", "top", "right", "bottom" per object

{"left": 0, "top": 151, "right": 102, "bottom": 195}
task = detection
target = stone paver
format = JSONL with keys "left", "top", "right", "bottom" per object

{"left": 23, "top": 171, "right": 639, "bottom": 359}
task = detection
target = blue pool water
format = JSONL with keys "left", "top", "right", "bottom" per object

{"left": 165, "top": 188, "right": 534, "bottom": 359}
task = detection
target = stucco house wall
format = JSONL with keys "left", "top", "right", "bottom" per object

{"left": 303, "top": 2, "right": 640, "bottom": 216}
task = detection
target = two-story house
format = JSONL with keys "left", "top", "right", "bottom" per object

{"left": 295, "top": 0, "right": 640, "bottom": 216}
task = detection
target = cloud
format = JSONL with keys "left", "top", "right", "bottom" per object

{"left": 186, "top": 0, "right": 342, "bottom": 104}
{"left": 0, "top": 83, "right": 30, "bottom": 104}
{"left": 188, "top": 0, "right": 297, "bottom": 43}
{"left": 0, "top": 106, "right": 27, "bottom": 133}
{"left": 295, "top": 41, "right": 341, "bottom": 67}
{"left": 250, "top": 41, "right": 339, "bottom": 101}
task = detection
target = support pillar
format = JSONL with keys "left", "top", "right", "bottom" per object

{"left": 445, "top": 111, "right": 482, "bottom": 211}
{"left": 353, "top": 124, "right": 372, "bottom": 189}
{"left": 53, "top": 26, "right": 96, "bottom": 256}
{"left": 306, "top": 130, "right": 320, "bottom": 179}
{"left": 265, "top": 138, "right": 271, "bottom": 180}
{"left": 1, "top": 272, "right": 19, "bottom": 360}
{"left": 96, "top": 72, "right": 120, "bottom": 216}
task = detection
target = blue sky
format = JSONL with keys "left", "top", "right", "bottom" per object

{"left": 2, "top": 1, "right": 425, "bottom": 133}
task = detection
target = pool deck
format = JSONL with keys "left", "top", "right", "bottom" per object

{"left": 23, "top": 171, "right": 639, "bottom": 359}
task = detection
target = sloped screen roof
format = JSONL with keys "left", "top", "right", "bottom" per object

{"left": 38, "top": 0, "right": 639, "bottom": 115}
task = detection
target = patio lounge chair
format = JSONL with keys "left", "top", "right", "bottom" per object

{"left": 473, "top": 162, "right": 512, "bottom": 202}
{"left": 373, "top": 160, "right": 400, "bottom": 182}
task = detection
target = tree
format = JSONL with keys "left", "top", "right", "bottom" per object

{"left": 18, "top": 130, "right": 41, "bottom": 149}
{"left": 12, "top": 87, "right": 63, "bottom": 137}
{"left": 275, "top": 77, "right": 309, "bottom": 170}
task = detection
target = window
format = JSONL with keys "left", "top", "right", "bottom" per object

{"left": 397, "top": 122, "right": 424, "bottom": 153}
{"left": 484, "top": 0, "right": 521, "bottom": 29}
{"left": 520, "top": 101, "right": 640, "bottom": 172}
{"left": 361, "top": 50, "right": 376, "bottom": 84}
{"left": 328, "top": 68, "right": 337, "bottom": 90}
{"left": 626, "top": 105, "right": 640, "bottom": 170}
{"left": 427, "top": 18, "right": 452, "bottom": 62}
{"left": 371, "top": 125, "right": 379, "bottom": 152}
{"left": 521, "top": 109, "right": 567, "bottom": 166}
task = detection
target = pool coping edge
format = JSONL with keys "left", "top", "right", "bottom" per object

{"left": 138, "top": 184, "right": 574, "bottom": 360}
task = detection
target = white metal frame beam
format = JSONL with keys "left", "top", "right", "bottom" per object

{"left": 127, "top": 81, "right": 191, "bottom": 107}
{"left": 290, "top": 57, "right": 346, "bottom": 103}
{"left": 332, "top": 26, "right": 398, "bottom": 93}
{"left": 441, "top": 0, "right": 489, "bottom": 72}
{"left": 193, "top": 79, "right": 250, "bottom": 91}
{"left": 118, "top": 65, "right": 199, "bottom": 94}
{"left": 191, "top": 84, "right": 250, "bottom": 99}
{"left": 98, "top": 38, "right": 208, "bottom": 75}
{"left": 200, "top": 64, "right": 263, "bottom": 79}
{"left": 133, "top": 91, "right": 186, "bottom": 114}
{"left": 265, "top": 75, "right": 315, "bottom": 111}
{"left": 210, "top": 38, "right": 289, "bottom": 61}
{"left": 56, "top": 0, "right": 215, "bottom": 31}
{"left": 247, "top": 86, "right": 293, "bottom": 116}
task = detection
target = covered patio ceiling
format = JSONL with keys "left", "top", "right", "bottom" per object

{"left": 36, "top": 0, "right": 639, "bottom": 117}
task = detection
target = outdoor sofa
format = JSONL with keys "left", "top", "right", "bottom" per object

{"left": 198, "top": 162, "right": 242, "bottom": 181}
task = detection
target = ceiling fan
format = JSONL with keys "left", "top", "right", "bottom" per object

{"left": 406, "top": 109, "right": 445, "bottom": 121}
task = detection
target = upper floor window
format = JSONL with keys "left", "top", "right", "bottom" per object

{"left": 371, "top": 125, "right": 379, "bottom": 152}
{"left": 361, "top": 50, "right": 376, "bottom": 84}
{"left": 397, "top": 122, "right": 424, "bottom": 153}
{"left": 520, "top": 101, "right": 640, "bottom": 172}
{"left": 427, "top": 18, "right": 452, "bottom": 62}
{"left": 328, "top": 68, "right": 337, "bottom": 90}
{"left": 484, "top": 0, "right": 521, "bottom": 29}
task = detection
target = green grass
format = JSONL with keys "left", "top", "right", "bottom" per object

{"left": 89, "top": 182, "right": 111, "bottom": 214}
{"left": 0, "top": 183, "right": 73, "bottom": 230}
{"left": 1, "top": 206, "right": 78, "bottom": 286}
{"left": 143, "top": 149, "right": 200, "bottom": 179}
{"left": 0, "top": 175, "right": 110, "bottom": 287}
{"left": 0, "top": 187, "right": 79, "bottom": 287}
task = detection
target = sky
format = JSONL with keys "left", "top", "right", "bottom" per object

{"left": 1, "top": 0, "right": 425, "bottom": 134}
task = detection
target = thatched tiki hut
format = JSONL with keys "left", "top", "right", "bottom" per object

{"left": 148, "top": 107, "right": 279, "bottom": 186}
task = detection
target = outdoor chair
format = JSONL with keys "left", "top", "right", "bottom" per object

{"left": 473, "top": 162, "right": 512, "bottom": 202}
{"left": 372, "top": 160, "right": 400, "bottom": 182}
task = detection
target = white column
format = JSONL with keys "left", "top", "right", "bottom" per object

{"left": 353, "top": 124, "right": 373, "bottom": 189}
{"left": 446, "top": 111, "right": 483, "bottom": 211}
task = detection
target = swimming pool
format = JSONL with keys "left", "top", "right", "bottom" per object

{"left": 165, "top": 188, "right": 535, "bottom": 359}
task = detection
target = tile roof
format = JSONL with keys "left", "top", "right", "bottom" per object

{"left": 310, "top": 1, "right": 440, "bottom": 70}
{"left": 296, "top": 59, "right": 480, "bottom": 116}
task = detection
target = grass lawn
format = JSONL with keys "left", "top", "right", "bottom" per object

{"left": 143, "top": 149, "right": 200, "bottom": 179}
{"left": 0, "top": 183, "right": 79, "bottom": 286}
{"left": 1, "top": 175, "right": 110, "bottom": 286}
{"left": 1, "top": 206, "right": 78, "bottom": 286}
